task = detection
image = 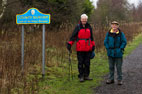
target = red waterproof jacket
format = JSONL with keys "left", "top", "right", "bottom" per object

{"left": 68, "top": 22, "right": 95, "bottom": 51}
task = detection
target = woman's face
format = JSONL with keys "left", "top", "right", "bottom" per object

{"left": 111, "top": 24, "right": 119, "bottom": 30}
{"left": 81, "top": 18, "right": 87, "bottom": 25}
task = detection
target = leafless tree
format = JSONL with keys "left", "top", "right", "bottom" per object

{"left": 0, "top": 0, "right": 7, "bottom": 19}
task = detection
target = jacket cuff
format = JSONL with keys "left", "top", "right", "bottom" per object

{"left": 68, "top": 41, "right": 74, "bottom": 46}
{"left": 91, "top": 41, "right": 95, "bottom": 46}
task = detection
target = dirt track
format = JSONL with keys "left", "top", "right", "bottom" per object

{"left": 94, "top": 43, "right": 142, "bottom": 94}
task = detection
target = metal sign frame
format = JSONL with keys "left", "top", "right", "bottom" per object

{"left": 16, "top": 8, "right": 50, "bottom": 78}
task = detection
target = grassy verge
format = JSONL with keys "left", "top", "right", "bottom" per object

{"left": 34, "top": 52, "right": 109, "bottom": 94}
{"left": 123, "top": 33, "right": 142, "bottom": 58}
{"left": 20, "top": 33, "right": 142, "bottom": 94}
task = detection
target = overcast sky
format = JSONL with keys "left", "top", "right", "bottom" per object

{"left": 90, "top": 0, "right": 140, "bottom": 8}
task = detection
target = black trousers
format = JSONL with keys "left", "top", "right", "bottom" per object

{"left": 77, "top": 51, "right": 91, "bottom": 78}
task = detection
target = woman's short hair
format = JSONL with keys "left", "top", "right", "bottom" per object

{"left": 81, "top": 14, "right": 88, "bottom": 19}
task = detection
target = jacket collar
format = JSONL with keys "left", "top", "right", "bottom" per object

{"left": 109, "top": 28, "right": 121, "bottom": 34}
{"left": 110, "top": 29, "right": 119, "bottom": 34}
{"left": 79, "top": 21, "right": 90, "bottom": 28}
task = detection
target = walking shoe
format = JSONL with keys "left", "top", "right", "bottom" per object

{"left": 117, "top": 80, "right": 123, "bottom": 85}
{"left": 84, "top": 77, "right": 93, "bottom": 80}
{"left": 79, "top": 77, "right": 84, "bottom": 82}
{"left": 106, "top": 79, "right": 114, "bottom": 84}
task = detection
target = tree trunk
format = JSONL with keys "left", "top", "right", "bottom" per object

{"left": 0, "top": 0, "right": 7, "bottom": 19}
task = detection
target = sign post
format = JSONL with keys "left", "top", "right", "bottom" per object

{"left": 16, "top": 8, "right": 50, "bottom": 77}
{"left": 21, "top": 25, "right": 24, "bottom": 73}
{"left": 42, "top": 24, "right": 45, "bottom": 77}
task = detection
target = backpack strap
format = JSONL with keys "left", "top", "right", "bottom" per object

{"left": 77, "top": 24, "right": 80, "bottom": 31}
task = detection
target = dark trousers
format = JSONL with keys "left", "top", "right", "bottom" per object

{"left": 108, "top": 57, "right": 123, "bottom": 81}
{"left": 77, "top": 51, "right": 91, "bottom": 78}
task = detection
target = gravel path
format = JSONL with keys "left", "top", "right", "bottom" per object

{"left": 94, "top": 43, "right": 142, "bottom": 94}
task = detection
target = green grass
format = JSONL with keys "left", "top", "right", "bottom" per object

{"left": 22, "top": 33, "right": 142, "bottom": 94}
{"left": 36, "top": 52, "right": 109, "bottom": 94}
{"left": 123, "top": 33, "right": 142, "bottom": 58}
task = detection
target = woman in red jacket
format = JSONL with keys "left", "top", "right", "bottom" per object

{"left": 67, "top": 14, "right": 95, "bottom": 82}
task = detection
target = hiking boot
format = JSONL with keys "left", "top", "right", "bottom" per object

{"left": 79, "top": 77, "right": 84, "bottom": 82}
{"left": 84, "top": 77, "right": 93, "bottom": 80}
{"left": 106, "top": 79, "right": 114, "bottom": 84}
{"left": 117, "top": 80, "right": 123, "bottom": 85}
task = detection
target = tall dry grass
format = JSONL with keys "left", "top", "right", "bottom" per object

{"left": 0, "top": 23, "right": 142, "bottom": 94}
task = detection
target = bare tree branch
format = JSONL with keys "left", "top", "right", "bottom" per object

{"left": 6, "top": 0, "right": 19, "bottom": 7}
